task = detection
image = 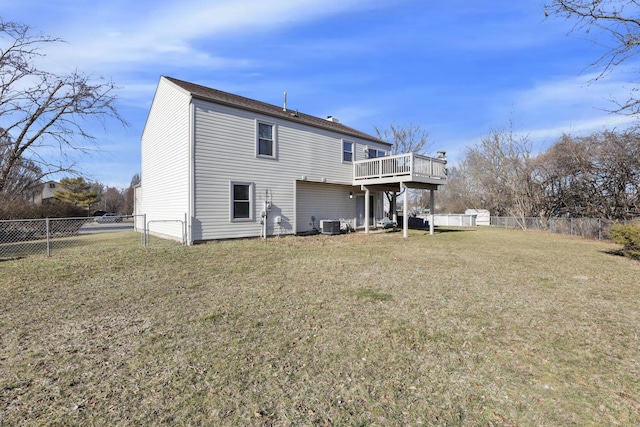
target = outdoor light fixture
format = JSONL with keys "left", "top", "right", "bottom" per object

{"left": 349, "top": 191, "right": 353, "bottom": 199}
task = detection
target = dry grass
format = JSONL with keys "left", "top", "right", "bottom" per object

{"left": 1, "top": 228, "right": 639, "bottom": 426}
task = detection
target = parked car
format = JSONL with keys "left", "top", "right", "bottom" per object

{"left": 92, "top": 210, "right": 108, "bottom": 217}
{"left": 95, "top": 213, "right": 122, "bottom": 223}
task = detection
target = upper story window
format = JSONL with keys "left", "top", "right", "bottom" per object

{"left": 256, "top": 121, "right": 276, "bottom": 159}
{"left": 367, "top": 148, "right": 386, "bottom": 159}
{"left": 49, "top": 183, "right": 56, "bottom": 189}
{"left": 230, "top": 181, "right": 254, "bottom": 221}
{"left": 343, "top": 140, "right": 353, "bottom": 162}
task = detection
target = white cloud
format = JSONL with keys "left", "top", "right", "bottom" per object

{"left": 39, "top": 0, "right": 387, "bottom": 75}
{"left": 493, "top": 65, "right": 640, "bottom": 144}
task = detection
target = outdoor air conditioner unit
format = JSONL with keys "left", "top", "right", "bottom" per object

{"left": 320, "top": 220, "right": 341, "bottom": 235}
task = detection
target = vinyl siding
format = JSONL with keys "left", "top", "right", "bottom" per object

{"left": 139, "top": 78, "right": 191, "bottom": 240}
{"left": 191, "top": 100, "right": 388, "bottom": 240}
{"left": 295, "top": 181, "right": 358, "bottom": 233}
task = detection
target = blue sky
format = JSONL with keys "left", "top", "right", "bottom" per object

{"left": 2, "top": 0, "right": 638, "bottom": 188}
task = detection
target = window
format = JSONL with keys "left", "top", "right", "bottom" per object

{"left": 366, "top": 148, "right": 386, "bottom": 159}
{"left": 257, "top": 121, "right": 276, "bottom": 158}
{"left": 49, "top": 183, "right": 56, "bottom": 189}
{"left": 343, "top": 140, "right": 353, "bottom": 162}
{"left": 230, "top": 182, "right": 254, "bottom": 221}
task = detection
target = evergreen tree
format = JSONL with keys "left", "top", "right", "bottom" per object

{"left": 54, "top": 177, "right": 100, "bottom": 209}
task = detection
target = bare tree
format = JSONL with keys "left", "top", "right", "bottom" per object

{"left": 0, "top": 130, "right": 46, "bottom": 200}
{"left": 444, "top": 125, "right": 541, "bottom": 219}
{"left": 374, "top": 122, "right": 432, "bottom": 157}
{"left": 545, "top": 0, "right": 640, "bottom": 114}
{"left": 537, "top": 130, "right": 640, "bottom": 219}
{"left": 101, "top": 186, "right": 126, "bottom": 213}
{"left": 124, "top": 173, "right": 140, "bottom": 215}
{"left": 374, "top": 123, "right": 433, "bottom": 217}
{"left": 534, "top": 134, "right": 595, "bottom": 217}
{"left": 596, "top": 130, "right": 640, "bottom": 218}
{"left": 437, "top": 160, "right": 478, "bottom": 214}
{"left": 0, "top": 19, "right": 127, "bottom": 197}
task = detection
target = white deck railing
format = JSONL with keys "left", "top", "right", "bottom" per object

{"left": 353, "top": 152, "right": 447, "bottom": 182}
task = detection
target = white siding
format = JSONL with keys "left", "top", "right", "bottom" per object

{"left": 139, "top": 78, "right": 191, "bottom": 241}
{"left": 191, "top": 100, "right": 388, "bottom": 240}
{"left": 296, "top": 181, "right": 358, "bottom": 233}
{"left": 41, "top": 181, "right": 58, "bottom": 201}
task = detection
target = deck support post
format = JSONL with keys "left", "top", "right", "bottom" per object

{"left": 402, "top": 183, "right": 409, "bottom": 238}
{"left": 429, "top": 189, "right": 435, "bottom": 235}
{"left": 364, "top": 186, "right": 370, "bottom": 234}
{"left": 392, "top": 192, "right": 397, "bottom": 223}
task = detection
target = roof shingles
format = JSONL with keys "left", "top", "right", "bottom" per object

{"left": 164, "top": 76, "right": 388, "bottom": 145}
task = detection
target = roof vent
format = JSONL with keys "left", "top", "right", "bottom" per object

{"left": 326, "top": 116, "right": 339, "bottom": 123}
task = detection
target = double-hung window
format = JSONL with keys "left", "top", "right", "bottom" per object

{"left": 343, "top": 140, "right": 353, "bottom": 162}
{"left": 230, "top": 181, "right": 254, "bottom": 221}
{"left": 257, "top": 121, "right": 276, "bottom": 158}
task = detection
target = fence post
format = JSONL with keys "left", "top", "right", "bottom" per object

{"left": 143, "top": 213, "right": 147, "bottom": 248}
{"left": 46, "top": 217, "right": 51, "bottom": 257}
{"left": 571, "top": 218, "right": 574, "bottom": 235}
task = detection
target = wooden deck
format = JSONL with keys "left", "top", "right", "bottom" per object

{"left": 353, "top": 152, "right": 447, "bottom": 188}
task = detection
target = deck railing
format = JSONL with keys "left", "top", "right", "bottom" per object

{"left": 353, "top": 152, "right": 447, "bottom": 182}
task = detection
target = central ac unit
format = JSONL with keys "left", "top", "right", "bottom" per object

{"left": 320, "top": 220, "right": 341, "bottom": 235}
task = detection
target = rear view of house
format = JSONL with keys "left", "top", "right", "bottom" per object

{"left": 136, "top": 76, "right": 447, "bottom": 243}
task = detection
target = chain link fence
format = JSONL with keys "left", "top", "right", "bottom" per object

{"left": 490, "top": 216, "right": 637, "bottom": 240}
{"left": 0, "top": 214, "right": 191, "bottom": 259}
{"left": 0, "top": 215, "right": 141, "bottom": 259}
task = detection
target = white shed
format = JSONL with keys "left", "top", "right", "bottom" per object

{"left": 465, "top": 209, "right": 491, "bottom": 226}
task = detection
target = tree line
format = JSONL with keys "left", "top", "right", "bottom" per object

{"left": 438, "top": 128, "right": 640, "bottom": 220}
{"left": 0, "top": 174, "right": 140, "bottom": 220}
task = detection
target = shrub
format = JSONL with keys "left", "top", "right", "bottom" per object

{"left": 0, "top": 198, "right": 89, "bottom": 220}
{"left": 609, "top": 223, "right": 640, "bottom": 260}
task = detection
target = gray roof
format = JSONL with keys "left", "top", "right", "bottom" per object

{"left": 164, "top": 76, "right": 389, "bottom": 145}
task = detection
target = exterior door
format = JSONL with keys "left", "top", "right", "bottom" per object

{"left": 356, "top": 195, "right": 374, "bottom": 227}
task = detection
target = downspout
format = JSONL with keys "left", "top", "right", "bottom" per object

{"left": 263, "top": 200, "right": 268, "bottom": 239}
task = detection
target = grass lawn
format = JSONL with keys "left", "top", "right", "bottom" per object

{"left": 1, "top": 227, "right": 639, "bottom": 426}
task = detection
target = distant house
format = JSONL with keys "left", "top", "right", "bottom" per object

{"left": 136, "top": 76, "right": 447, "bottom": 243}
{"left": 27, "top": 181, "right": 60, "bottom": 204}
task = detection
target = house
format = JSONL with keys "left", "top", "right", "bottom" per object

{"left": 27, "top": 181, "right": 60, "bottom": 204}
{"left": 136, "top": 76, "right": 447, "bottom": 243}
